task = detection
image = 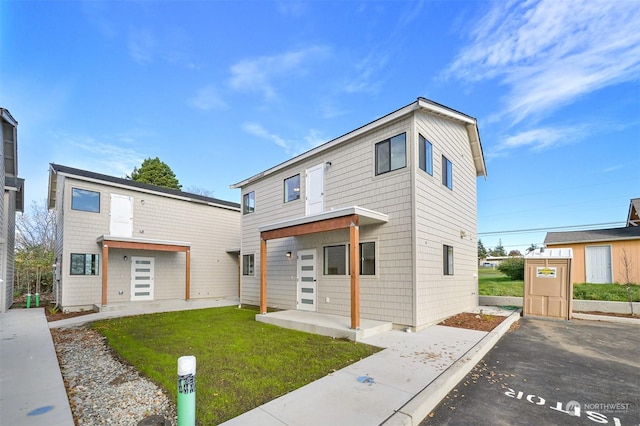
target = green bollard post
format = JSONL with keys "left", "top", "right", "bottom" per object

{"left": 35, "top": 293, "right": 40, "bottom": 307}
{"left": 177, "top": 355, "right": 196, "bottom": 426}
{"left": 26, "top": 293, "right": 32, "bottom": 309}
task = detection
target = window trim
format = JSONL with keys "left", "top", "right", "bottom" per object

{"left": 243, "top": 191, "right": 255, "bottom": 214}
{"left": 323, "top": 242, "right": 376, "bottom": 276}
{"left": 70, "top": 253, "right": 100, "bottom": 276}
{"left": 283, "top": 174, "right": 301, "bottom": 203}
{"left": 242, "top": 254, "right": 255, "bottom": 276}
{"left": 359, "top": 241, "right": 376, "bottom": 276}
{"left": 442, "top": 155, "right": 453, "bottom": 190}
{"left": 375, "top": 133, "right": 407, "bottom": 175}
{"left": 443, "top": 245, "right": 454, "bottom": 275}
{"left": 71, "top": 187, "right": 101, "bottom": 213}
{"left": 419, "top": 134, "right": 433, "bottom": 176}
{"left": 323, "top": 245, "right": 347, "bottom": 276}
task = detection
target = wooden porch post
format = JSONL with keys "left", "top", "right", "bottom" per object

{"left": 350, "top": 224, "right": 360, "bottom": 329}
{"left": 101, "top": 244, "right": 109, "bottom": 306}
{"left": 260, "top": 238, "right": 267, "bottom": 314}
{"left": 185, "top": 249, "right": 191, "bottom": 301}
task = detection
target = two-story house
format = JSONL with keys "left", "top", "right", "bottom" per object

{"left": 231, "top": 98, "right": 486, "bottom": 333}
{"left": 48, "top": 164, "right": 241, "bottom": 312}
{"left": 1, "top": 108, "right": 24, "bottom": 313}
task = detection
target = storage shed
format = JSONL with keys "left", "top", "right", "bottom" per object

{"left": 524, "top": 248, "right": 573, "bottom": 320}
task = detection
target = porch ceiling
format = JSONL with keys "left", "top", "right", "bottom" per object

{"left": 258, "top": 205, "right": 388, "bottom": 239}
{"left": 96, "top": 235, "right": 191, "bottom": 252}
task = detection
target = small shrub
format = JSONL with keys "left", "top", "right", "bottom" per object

{"left": 497, "top": 257, "right": 525, "bottom": 280}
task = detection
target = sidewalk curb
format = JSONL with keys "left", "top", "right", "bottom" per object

{"left": 572, "top": 313, "right": 640, "bottom": 325}
{"left": 382, "top": 310, "right": 521, "bottom": 426}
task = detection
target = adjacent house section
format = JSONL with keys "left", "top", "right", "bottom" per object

{"left": 0, "top": 108, "right": 25, "bottom": 313}
{"left": 48, "top": 164, "right": 241, "bottom": 312}
{"left": 545, "top": 198, "right": 640, "bottom": 284}
{"left": 231, "top": 97, "right": 486, "bottom": 332}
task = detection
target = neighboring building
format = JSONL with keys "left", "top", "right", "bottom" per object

{"left": 48, "top": 164, "right": 241, "bottom": 312}
{"left": 480, "top": 255, "right": 522, "bottom": 268}
{"left": 231, "top": 98, "right": 486, "bottom": 331}
{"left": 545, "top": 198, "right": 640, "bottom": 284}
{"left": 0, "top": 108, "right": 24, "bottom": 313}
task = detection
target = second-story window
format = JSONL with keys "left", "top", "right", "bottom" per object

{"left": 243, "top": 191, "right": 255, "bottom": 214}
{"left": 419, "top": 134, "right": 433, "bottom": 176}
{"left": 72, "top": 188, "right": 100, "bottom": 212}
{"left": 284, "top": 174, "right": 300, "bottom": 203}
{"left": 375, "top": 133, "right": 406, "bottom": 175}
{"left": 442, "top": 156, "right": 453, "bottom": 190}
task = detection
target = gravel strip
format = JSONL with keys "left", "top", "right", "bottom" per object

{"left": 51, "top": 327, "right": 177, "bottom": 425}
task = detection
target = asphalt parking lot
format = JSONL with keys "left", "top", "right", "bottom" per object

{"left": 422, "top": 317, "right": 640, "bottom": 425}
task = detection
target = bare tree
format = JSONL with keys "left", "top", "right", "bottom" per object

{"left": 619, "top": 248, "right": 635, "bottom": 316}
{"left": 15, "top": 200, "right": 56, "bottom": 294}
{"left": 16, "top": 200, "right": 56, "bottom": 251}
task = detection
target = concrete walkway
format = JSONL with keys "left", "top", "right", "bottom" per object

{"left": 0, "top": 309, "right": 74, "bottom": 426}
{"left": 2, "top": 303, "right": 523, "bottom": 426}
{"left": 221, "top": 307, "right": 522, "bottom": 426}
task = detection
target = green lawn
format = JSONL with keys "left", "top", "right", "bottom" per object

{"left": 479, "top": 268, "right": 640, "bottom": 302}
{"left": 92, "top": 306, "right": 380, "bottom": 424}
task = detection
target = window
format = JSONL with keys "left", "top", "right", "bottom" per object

{"left": 360, "top": 242, "right": 376, "bottom": 275}
{"left": 243, "top": 192, "right": 255, "bottom": 214}
{"left": 419, "top": 134, "right": 433, "bottom": 175}
{"left": 284, "top": 174, "right": 300, "bottom": 203}
{"left": 71, "top": 188, "right": 100, "bottom": 212}
{"left": 375, "top": 133, "right": 406, "bottom": 175}
{"left": 70, "top": 253, "right": 99, "bottom": 275}
{"left": 443, "top": 245, "right": 454, "bottom": 275}
{"left": 242, "top": 254, "right": 254, "bottom": 276}
{"left": 324, "top": 245, "right": 346, "bottom": 275}
{"left": 442, "top": 156, "right": 453, "bottom": 189}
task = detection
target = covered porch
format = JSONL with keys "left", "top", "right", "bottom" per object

{"left": 257, "top": 206, "right": 388, "bottom": 331}
{"left": 96, "top": 235, "right": 191, "bottom": 306}
{"left": 256, "top": 310, "right": 392, "bottom": 341}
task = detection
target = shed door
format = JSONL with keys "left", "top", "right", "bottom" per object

{"left": 131, "top": 257, "right": 154, "bottom": 301}
{"left": 110, "top": 194, "right": 133, "bottom": 237}
{"left": 585, "top": 246, "right": 612, "bottom": 283}
{"left": 305, "top": 164, "right": 324, "bottom": 215}
{"left": 297, "top": 249, "right": 317, "bottom": 311}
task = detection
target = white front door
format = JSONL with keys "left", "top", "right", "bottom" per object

{"left": 297, "top": 249, "right": 317, "bottom": 311}
{"left": 110, "top": 194, "right": 133, "bottom": 237}
{"left": 586, "top": 246, "right": 612, "bottom": 283}
{"left": 305, "top": 164, "right": 324, "bottom": 215}
{"left": 131, "top": 257, "right": 154, "bottom": 301}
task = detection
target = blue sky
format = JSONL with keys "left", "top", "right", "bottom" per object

{"left": 2, "top": 0, "right": 639, "bottom": 254}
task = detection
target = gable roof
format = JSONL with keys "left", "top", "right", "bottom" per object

{"left": 230, "top": 97, "right": 486, "bottom": 189}
{"left": 627, "top": 198, "right": 640, "bottom": 226}
{"left": 545, "top": 227, "right": 640, "bottom": 245}
{"left": 49, "top": 163, "right": 240, "bottom": 211}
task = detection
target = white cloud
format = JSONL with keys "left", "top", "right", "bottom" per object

{"left": 447, "top": 0, "right": 640, "bottom": 124}
{"left": 489, "top": 125, "right": 586, "bottom": 159}
{"left": 189, "top": 85, "right": 228, "bottom": 111}
{"left": 228, "top": 46, "right": 330, "bottom": 99}
{"left": 52, "top": 132, "right": 146, "bottom": 178}
{"left": 243, "top": 122, "right": 288, "bottom": 149}
{"left": 128, "top": 29, "right": 156, "bottom": 65}
{"left": 242, "top": 123, "right": 328, "bottom": 156}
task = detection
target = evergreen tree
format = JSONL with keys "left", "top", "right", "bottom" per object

{"left": 492, "top": 239, "right": 507, "bottom": 257}
{"left": 477, "top": 239, "right": 488, "bottom": 261}
{"left": 128, "top": 157, "right": 182, "bottom": 190}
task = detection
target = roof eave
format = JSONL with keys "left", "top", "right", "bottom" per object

{"left": 231, "top": 98, "right": 488, "bottom": 188}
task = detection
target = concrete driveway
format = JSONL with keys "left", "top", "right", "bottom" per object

{"left": 421, "top": 318, "right": 640, "bottom": 425}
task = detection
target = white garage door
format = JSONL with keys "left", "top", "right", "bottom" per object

{"left": 585, "top": 246, "right": 612, "bottom": 284}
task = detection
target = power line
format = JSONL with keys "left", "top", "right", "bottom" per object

{"left": 479, "top": 221, "right": 626, "bottom": 236}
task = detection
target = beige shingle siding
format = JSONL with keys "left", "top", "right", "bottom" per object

{"left": 58, "top": 176, "right": 240, "bottom": 310}
{"left": 414, "top": 111, "right": 478, "bottom": 326}
{"left": 240, "top": 116, "right": 415, "bottom": 326}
